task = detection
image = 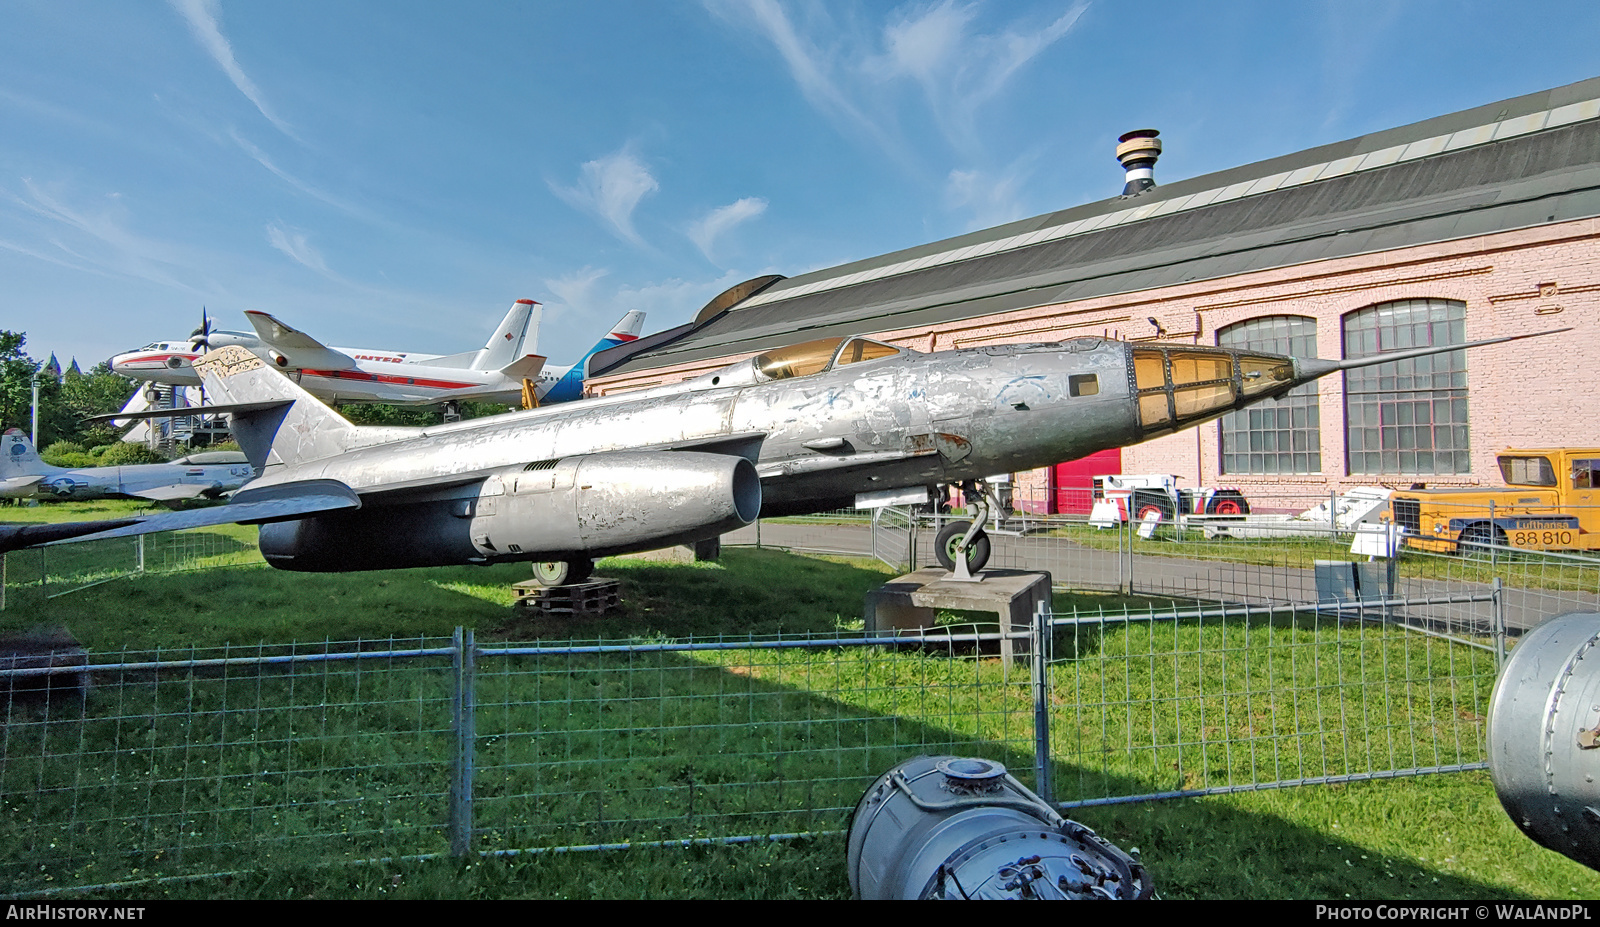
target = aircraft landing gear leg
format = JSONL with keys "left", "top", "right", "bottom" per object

{"left": 938, "top": 479, "right": 994, "bottom": 582}
{"left": 531, "top": 558, "right": 593, "bottom": 587}
{"left": 442, "top": 400, "right": 462, "bottom": 424}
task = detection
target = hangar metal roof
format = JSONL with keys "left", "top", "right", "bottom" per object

{"left": 598, "top": 76, "right": 1600, "bottom": 377}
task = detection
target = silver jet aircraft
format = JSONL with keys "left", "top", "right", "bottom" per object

{"left": 78, "top": 328, "right": 1558, "bottom": 583}
{"left": 0, "top": 429, "right": 255, "bottom": 503}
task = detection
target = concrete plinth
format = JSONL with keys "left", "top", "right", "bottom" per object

{"left": 863, "top": 568, "right": 1052, "bottom": 666}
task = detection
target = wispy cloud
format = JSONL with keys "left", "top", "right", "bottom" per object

{"left": 543, "top": 266, "right": 612, "bottom": 316}
{"left": 944, "top": 165, "right": 1029, "bottom": 231}
{"left": 703, "top": 0, "right": 902, "bottom": 159}
{"left": 549, "top": 148, "right": 659, "bottom": 246}
{"left": 688, "top": 196, "right": 768, "bottom": 263}
{"left": 540, "top": 265, "right": 745, "bottom": 335}
{"left": 266, "top": 221, "right": 341, "bottom": 282}
{"left": 4, "top": 180, "right": 204, "bottom": 292}
{"left": 871, "top": 0, "right": 1088, "bottom": 154}
{"left": 169, "top": 0, "right": 298, "bottom": 140}
{"left": 706, "top": 0, "right": 1088, "bottom": 162}
{"left": 230, "top": 130, "right": 374, "bottom": 220}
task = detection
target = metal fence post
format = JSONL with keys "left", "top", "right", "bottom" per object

{"left": 136, "top": 534, "right": 145, "bottom": 573}
{"left": 1330, "top": 489, "right": 1338, "bottom": 545}
{"left": 1489, "top": 499, "right": 1498, "bottom": 571}
{"left": 449, "top": 627, "right": 476, "bottom": 857}
{"left": 871, "top": 508, "right": 879, "bottom": 563}
{"left": 1122, "top": 510, "right": 1134, "bottom": 595}
{"left": 1031, "top": 599, "right": 1054, "bottom": 807}
{"left": 907, "top": 508, "right": 917, "bottom": 571}
{"left": 1492, "top": 578, "right": 1506, "bottom": 669}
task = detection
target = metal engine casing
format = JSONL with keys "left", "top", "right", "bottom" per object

{"left": 259, "top": 451, "right": 759, "bottom": 572}
{"left": 1489, "top": 612, "right": 1600, "bottom": 871}
{"left": 847, "top": 755, "right": 1152, "bottom": 900}
{"left": 467, "top": 451, "right": 760, "bottom": 558}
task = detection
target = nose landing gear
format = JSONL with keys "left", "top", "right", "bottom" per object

{"left": 933, "top": 480, "right": 997, "bottom": 581}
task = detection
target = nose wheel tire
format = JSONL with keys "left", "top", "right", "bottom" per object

{"left": 531, "top": 558, "right": 594, "bottom": 587}
{"left": 934, "top": 520, "right": 992, "bottom": 574}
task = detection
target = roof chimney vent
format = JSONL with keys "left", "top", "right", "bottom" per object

{"left": 1116, "top": 129, "right": 1161, "bottom": 196}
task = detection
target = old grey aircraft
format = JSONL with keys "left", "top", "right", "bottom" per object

{"left": 73, "top": 328, "right": 1561, "bottom": 584}
{"left": 0, "top": 429, "right": 255, "bottom": 503}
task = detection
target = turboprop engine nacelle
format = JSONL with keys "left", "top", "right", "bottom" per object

{"left": 257, "top": 451, "right": 760, "bottom": 572}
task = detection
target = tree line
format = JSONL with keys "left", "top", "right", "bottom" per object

{"left": 0, "top": 329, "right": 138, "bottom": 454}
{"left": 0, "top": 328, "right": 511, "bottom": 462}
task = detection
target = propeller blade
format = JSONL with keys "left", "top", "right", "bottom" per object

{"left": 189, "top": 307, "right": 213, "bottom": 348}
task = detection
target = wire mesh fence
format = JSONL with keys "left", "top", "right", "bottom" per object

{"left": 807, "top": 496, "right": 1600, "bottom": 640}
{"left": 1, "top": 489, "right": 1589, "bottom": 895}
{"left": 1, "top": 628, "right": 1037, "bottom": 896}
{"left": 1043, "top": 597, "right": 1500, "bottom": 809}
{"left": 2, "top": 525, "right": 261, "bottom": 608}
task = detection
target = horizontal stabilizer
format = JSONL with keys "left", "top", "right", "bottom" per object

{"left": 87, "top": 400, "right": 291, "bottom": 424}
{"left": 47, "top": 479, "right": 362, "bottom": 545}
{"left": 130, "top": 484, "right": 219, "bottom": 503}
{"left": 499, "top": 353, "right": 546, "bottom": 381}
{"left": 1, "top": 476, "right": 45, "bottom": 494}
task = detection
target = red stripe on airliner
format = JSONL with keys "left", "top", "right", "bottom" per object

{"left": 610, "top": 333, "right": 639, "bottom": 342}
{"left": 299, "top": 369, "right": 480, "bottom": 390}
{"left": 515, "top": 299, "right": 540, "bottom": 305}
{"left": 120, "top": 353, "right": 199, "bottom": 365}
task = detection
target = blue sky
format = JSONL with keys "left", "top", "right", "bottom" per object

{"left": 3, "top": 0, "right": 1598, "bottom": 370}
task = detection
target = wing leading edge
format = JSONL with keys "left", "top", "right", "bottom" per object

{"left": 46, "top": 479, "right": 361, "bottom": 545}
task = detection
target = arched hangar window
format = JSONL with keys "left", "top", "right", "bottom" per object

{"left": 1342, "top": 298, "right": 1469, "bottom": 475}
{"left": 1217, "top": 316, "right": 1321, "bottom": 474}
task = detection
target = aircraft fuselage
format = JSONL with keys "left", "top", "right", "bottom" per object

{"left": 249, "top": 336, "right": 1277, "bottom": 516}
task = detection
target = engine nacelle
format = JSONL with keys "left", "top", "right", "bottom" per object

{"left": 259, "top": 451, "right": 761, "bottom": 572}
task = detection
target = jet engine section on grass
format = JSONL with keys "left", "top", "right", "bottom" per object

{"left": 1489, "top": 612, "right": 1600, "bottom": 872}
{"left": 848, "top": 756, "right": 1153, "bottom": 900}
{"left": 259, "top": 451, "right": 760, "bottom": 572}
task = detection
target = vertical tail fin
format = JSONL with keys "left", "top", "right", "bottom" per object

{"left": 540, "top": 309, "right": 648, "bottom": 404}
{"left": 607, "top": 309, "right": 645, "bottom": 343}
{"left": 0, "top": 429, "right": 47, "bottom": 479}
{"left": 194, "top": 346, "right": 417, "bottom": 476}
{"left": 470, "top": 299, "right": 541, "bottom": 372}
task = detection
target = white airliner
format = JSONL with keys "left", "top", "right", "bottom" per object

{"left": 0, "top": 429, "right": 254, "bottom": 503}
{"left": 111, "top": 302, "right": 645, "bottom": 409}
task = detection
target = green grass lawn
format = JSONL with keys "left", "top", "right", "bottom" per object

{"left": 1, "top": 502, "right": 1597, "bottom": 900}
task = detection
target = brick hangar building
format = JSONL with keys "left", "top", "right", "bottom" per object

{"left": 586, "top": 78, "right": 1600, "bottom": 514}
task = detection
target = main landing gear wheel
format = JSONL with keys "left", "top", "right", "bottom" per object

{"left": 934, "top": 520, "right": 992, "bottom": 574}
{"left": 531, "top": 558, "right": 594, "bottom": 586}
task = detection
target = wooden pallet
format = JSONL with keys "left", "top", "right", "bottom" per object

{"left": 512, "top": 578, "right": 621, "bottom": 617}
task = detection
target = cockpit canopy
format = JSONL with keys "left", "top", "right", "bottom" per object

{"left": 752, "top": 336, "right": 906, "bottom": 381}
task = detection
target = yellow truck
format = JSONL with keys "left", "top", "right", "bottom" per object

{"left": 1388, "top": 449, "right": 1600, "bottom": 554}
